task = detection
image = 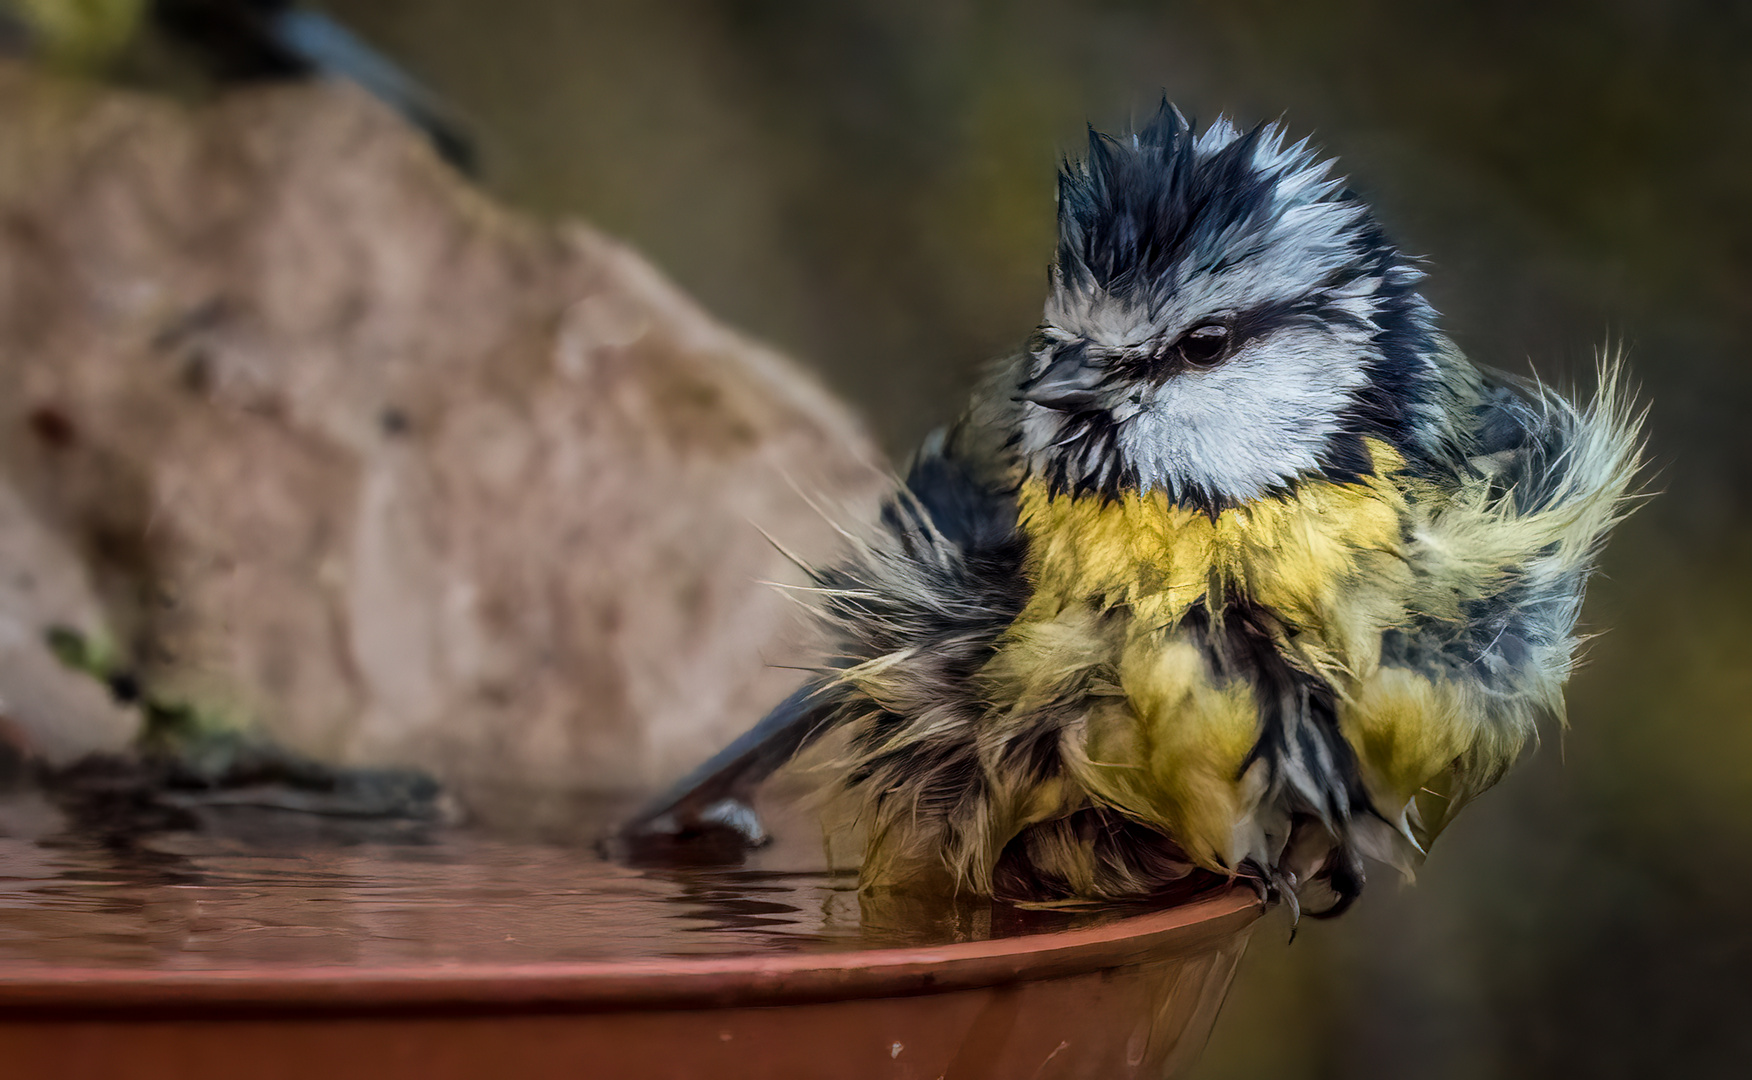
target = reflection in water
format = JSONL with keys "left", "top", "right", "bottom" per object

{"left": 0, "top": 789, "right": 1171, "bottom": 970}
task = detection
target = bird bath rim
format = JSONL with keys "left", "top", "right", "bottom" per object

{"left": 0, "top": 886, "right": 1264, "bottom": 1014}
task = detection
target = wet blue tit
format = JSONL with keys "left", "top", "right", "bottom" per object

{"left": 623, "top": 102, "right": 1643, "bottom": 916}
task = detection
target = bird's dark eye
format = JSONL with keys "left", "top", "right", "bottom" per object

{"left": 1176, "top": 322, "right": 1232, "bottom": 368}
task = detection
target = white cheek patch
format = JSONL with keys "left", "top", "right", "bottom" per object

{"left": 1118, "top": 325, "right": 1377, "bottom": 501}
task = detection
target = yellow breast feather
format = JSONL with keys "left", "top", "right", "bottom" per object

{"left": 1014, "top": 439, "right": 1413, "bottom": 676}
{"left": 984, "top": 439, "right": 1418, "bottom": 868}
{"left": 984, "top": 376, "right": 1639, "bottom": 878}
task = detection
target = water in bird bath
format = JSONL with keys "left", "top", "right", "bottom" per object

{"left": 0, "top": 781, "right": 1260, "bottom": 1080}
{"left": 0, "top": 784, "right": 1191, "bottom": 970}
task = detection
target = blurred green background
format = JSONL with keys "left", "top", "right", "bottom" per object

{"left": 120, "top": 1, "right": 1752, "bottom": 1075}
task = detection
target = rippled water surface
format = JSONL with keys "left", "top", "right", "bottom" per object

{"left": 0, "top": 788, "right": 1143, "bottom": 970}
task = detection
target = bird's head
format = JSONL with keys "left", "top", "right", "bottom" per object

{"left": 1014, "top": 102, "right": 1446, "bottom": 511}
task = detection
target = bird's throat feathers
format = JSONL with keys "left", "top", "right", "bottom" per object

{"left": 1015, "top": 437, "right": 1412, "bottom": 673}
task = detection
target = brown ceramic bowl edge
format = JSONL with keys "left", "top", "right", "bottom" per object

{"left": 0, "top": 887, "right": 1266, "bottom": 1015}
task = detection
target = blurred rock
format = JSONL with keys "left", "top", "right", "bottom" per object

{"left": 0, "top": 62, "right": 884, "bottom": 799}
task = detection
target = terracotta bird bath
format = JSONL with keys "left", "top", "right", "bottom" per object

{"left": 0, "top": 792, "right": 1262, "bottom": 1079}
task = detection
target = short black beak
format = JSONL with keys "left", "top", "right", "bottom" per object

{"left": 1017, "top": 347, "right": 1105, "bottom": 410}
